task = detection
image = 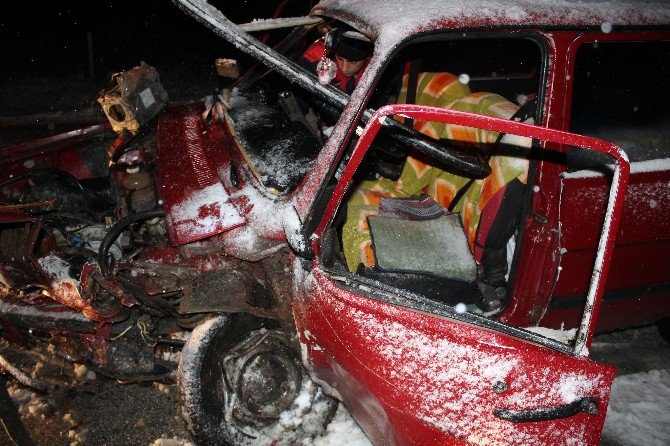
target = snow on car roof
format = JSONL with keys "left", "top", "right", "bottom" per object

{"left": 311, "top": 0, "right": 670, "bottom": 42}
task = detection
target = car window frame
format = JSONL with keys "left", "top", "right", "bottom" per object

{"left": 303, "top": 29, "right": 551, "bottom": 235}
{"left": 561, "top": 31, "right": 670, "bottom": 171}
{"left": 312, "top": 103, "right": 630, "bottom": 356}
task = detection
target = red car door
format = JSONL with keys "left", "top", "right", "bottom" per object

{"left": 542, "top": 34, "right": 670, "bottom": 332}
{"left": 292, "top": 105, "right": 629, "bottom": 445}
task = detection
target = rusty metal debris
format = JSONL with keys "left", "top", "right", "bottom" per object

{"left": 215, "top": 58, "right": 240, "bottom": 79}
{"left": 97, "top": 62, "right": 168, "bottom": 135}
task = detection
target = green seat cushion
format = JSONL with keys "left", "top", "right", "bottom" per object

{"left": 368, "top": 213, "right": 477, "bottom": 282}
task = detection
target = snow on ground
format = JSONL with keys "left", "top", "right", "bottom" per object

{"left": 146, "top": 403, "right": 370, "bottom": 446}
{"left": 312, "top": 404, "right": 371, "bottom": 446}
{"left": 593, "top": 327, "right": 670, "bottom": 446}
{"left": 603, "top": 369, "right": 670, "bottom": 446}
{"left": 150, "top": 438, "right": 196, "bottom": 446}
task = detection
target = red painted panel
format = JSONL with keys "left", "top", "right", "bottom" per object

{"left": 0, "top": 124, "right": 109, "bottom": 163}
{"left": 542, "top": 294, "right": 670, "bottom": 333}
{"left": 552, "top": 172, "right": 670, "bottom": 329}
{"left": 499, "top": 32, "right": 580, "bottom": 327}
{"left": 0, "top": 124, "right": 112, "bottom": 183}
{"left": 543, "top": 241, "right": 670, "bottom": 330}
{"left": 155, "top": 106, "right": 245, "bottom": 245}
{"left": 313, "top": 347, "right": 471, "bottom": 445}
{"left": 295, "top": 269, "right": 615, "bottom": 446}
{"left": 536, "top": 31, "right": 670, "bottom": 333}
{"left": 561, "top": 171, "right": 670, "bottom": 250}
{"left": 555, "top": 242, "right": 670, "bottom": 297}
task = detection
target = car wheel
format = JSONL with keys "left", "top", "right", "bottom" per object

{"left": 178, "top": 314, "right": 338, "bottom": 446}
{"left": 657, "top": 317, "right": 670, "bottom": 344}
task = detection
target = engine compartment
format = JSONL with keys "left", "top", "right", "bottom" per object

{"left": 0, "top": 101, "right": 294, "bottom": 382}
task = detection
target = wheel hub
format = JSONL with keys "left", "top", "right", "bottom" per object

{"left": 223, "top": 330, "right": 302, "bottom": 423}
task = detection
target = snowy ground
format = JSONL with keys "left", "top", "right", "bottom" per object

{"left": 593, "top": 327, "right": 670, "bottom": 446}
{"left": 1, "top": 325, "right": 668, "bottom": 445}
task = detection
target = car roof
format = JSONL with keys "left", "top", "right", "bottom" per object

{"left": 311, "top": 0, "right": 670, "bottom": 42}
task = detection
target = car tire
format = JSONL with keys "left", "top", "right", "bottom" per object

{"left": 178, "top": 314, "right": 338, "bottom": 446}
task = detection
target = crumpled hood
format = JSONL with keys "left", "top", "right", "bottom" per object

{"left": 156, "top": 104, "right": 245, "bottom": 246}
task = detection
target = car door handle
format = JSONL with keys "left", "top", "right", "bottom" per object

{"left": 494, "top": 396, "right": 599, "bottom": 423}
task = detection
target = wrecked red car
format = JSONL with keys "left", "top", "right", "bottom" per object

{"left": 1, "top": 0, "right": 669, "bottom": 444}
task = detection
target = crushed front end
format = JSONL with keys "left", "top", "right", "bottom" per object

{"left": 0, "top": 64, "right": 296, "bottom": 387}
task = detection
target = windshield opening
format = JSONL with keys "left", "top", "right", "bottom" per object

{"left": 223, "top": 20, "right": 374, "bottom": 195}
{"left": 317, "top": 35, "right": 566, "bottom": 342}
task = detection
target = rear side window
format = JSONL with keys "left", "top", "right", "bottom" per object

{"left": 567, "top": 40, "right": 670, "bottom": 170}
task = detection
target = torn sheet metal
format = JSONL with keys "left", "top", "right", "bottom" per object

{"left": 156, "top": 106, "right": 245, "bottom": 246}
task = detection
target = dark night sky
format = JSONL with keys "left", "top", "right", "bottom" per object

{"left": 1, "top": 1, "right": 314, "bottom": 78}
{"left": 0, "top": 1, "right": 313, "bottom": 114}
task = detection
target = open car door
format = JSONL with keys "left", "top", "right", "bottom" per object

{"left": 292, "top": 105, "right": 629, "bottom": 445}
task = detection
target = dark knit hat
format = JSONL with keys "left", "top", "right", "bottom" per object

{"left": 333, "top": 36, "right": 373, "bottom": 61}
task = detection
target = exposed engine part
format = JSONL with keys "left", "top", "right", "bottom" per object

{"left": 104, "top": 319, "right": 157, "bottom": 379}
{"left": 142, "top": 217, "right": 167, "bottom": 237}
{"left": 0, "top": 56, "right": 305, "bottom": 433}
{"left": 178, "top": 268, "right": 272, "bottom": 315}
{"left": 0, "top": 298, "right": 94, "bottom": 333}
{"left": 0, "top": 199, "right": 57, "bottom": 213}
{"left": 98, "top": 208, "right": 165, "bottom": 275}
{"left": 0, "top": 169, "right": 79, "bottom": 212}
{"left": 121, "top": 169, "right": 156, "bottom": 212}
{"left": 0, "top": 221, "right": 50, "bottom": 291}
{"left": 0, "top": 168, "right": 84, "bottom": 195}
{"left": 72, "top": 225, "right": 123, "bottom": 261}
{"left": 97, "top": 62, "right": 168, "bottom": 135}
{"left": 0, "top": 168, "right": 114, "bottom": 216}
{"left": 111, "top": 128, "right": 157, "bottom": 170}
{"left": 38, "top": 254, "right": 132, "bottom": 323}
{"left": 215, "top": 58, "right": 240, "bottom": 79}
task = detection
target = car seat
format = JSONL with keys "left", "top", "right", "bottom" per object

{"left": 341, "top": 72, "right": 531, "bottom": 307}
